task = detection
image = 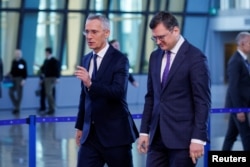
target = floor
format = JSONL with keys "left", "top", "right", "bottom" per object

{"left": 0, "top": 84, "right": 245, "bottom": 167}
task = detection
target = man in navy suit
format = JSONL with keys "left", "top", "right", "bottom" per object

{"left": 222, "top": 32, "right": 250, "bottom": 151}
{"left": 137, "top": 11, "right": 211, "bottom": 167}
{"left": 74, "top": 14, "right": 139, "bottom": 167}
{"left": 0, "top": 57, "right": 3, "bottom": 98}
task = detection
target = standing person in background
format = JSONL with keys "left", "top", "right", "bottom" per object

{"left": 40, "top": 47, "right": 60, "bottom": 115}
{"left": 9, "top": 49, "right": 27, "bottom": 114}
{"left": 109, "top": 39, "right": 139, "bottom": 87}
{"left": 37, "top": 64, "right": 56, "bottom": 112}
{"left": 137, "top": 11, "right": 211, "bottom": 167}
{"left": 222, "top": 32, "right": 250, "bottom": 151}
{"left": 0, "top": 57, "right": 3, "bottom": 98}
{"left": 74, "top": 14, "right": 139, "bottom": 167}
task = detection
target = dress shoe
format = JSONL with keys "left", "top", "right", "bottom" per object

{"left": 46, "top": 110, "right": 55, "bottom": 115}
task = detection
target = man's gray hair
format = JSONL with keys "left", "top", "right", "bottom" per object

{"left": 236, "top": 31, "right": 250, "bottom": 45}
{"left": 86, "top": 14, "right": 110, "bottom": 30}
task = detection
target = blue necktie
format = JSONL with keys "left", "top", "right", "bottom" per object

{"left": 245, "top": 59, "right": 250, "bottom": 75}
{"left": 92, "top": 54, "right": 98, "bottom": 79}
{"left": 162, "top": 51, "right": 171, "bottom": 87}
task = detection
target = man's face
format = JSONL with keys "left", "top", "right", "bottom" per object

{"left": 151, "top": 23, "right": 180, "bottom": 51}
{"left": 84, "top": 19, "right": 110, "bottom": 53}
{"left": 111, "top": 41, "right": 120, "bottom": 50}
{"left": 15, "top": 50, "right": 21, "bottom": 60}
{"left": 242, "top": 36, "right": 250, "bottom": 56}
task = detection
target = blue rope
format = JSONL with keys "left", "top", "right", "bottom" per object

{"left": 0, "top": 108, "right": 250, "bottom": 126}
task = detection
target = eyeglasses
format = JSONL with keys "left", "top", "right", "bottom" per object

{"left": 82, "top": 30, "right": 101, "bottom": 36}
{"left": 151, "top": 31, "right": 172, "bottom": 42}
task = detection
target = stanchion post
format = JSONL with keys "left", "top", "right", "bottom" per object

{"left": 27, "top": 115, "right": 36, "bottom": 167}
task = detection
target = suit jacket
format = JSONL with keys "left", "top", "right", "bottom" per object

{"left": 41, "top": 57, "right": 60, "bottom": 78}
{"left": 75, "top": 45, "right": 139, "bottom": 147}
{"left": 140, "top": 40, "right": 211, "bottom": 149}
{"left": 0, "top": 58, "right": 3, "bottom": 98}
{"left": 225, "top": 51, "right": 250, "bottom": 107}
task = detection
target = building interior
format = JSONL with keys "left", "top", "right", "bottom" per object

{"left": 1, "top": 0, "right": 250, "bottom": 166}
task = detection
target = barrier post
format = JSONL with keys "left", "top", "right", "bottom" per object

{"left": 27, "top": 115, "right": 36, "bottom": 167}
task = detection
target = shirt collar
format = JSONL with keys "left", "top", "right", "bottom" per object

{"left": 93, "top": 42, "right": 110, "bottom": 58}
{"left": 238, "top": 49, "right": 248, "bottom": 61}
{"left": 170, "top": 35, "right": 185, "bottom": 54}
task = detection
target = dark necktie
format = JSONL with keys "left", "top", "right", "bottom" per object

{"left": 92, "top": 54, "right": 98, "bottom": 79}
{"left": 161, "top": 51, "right": 171, "bottom": 87}
{"left": 245, "top": 59, "right": 250, "bottom": 74}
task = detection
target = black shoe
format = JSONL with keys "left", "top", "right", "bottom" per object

{"left": 47, "top": 110, "right": 55, "bottom": 115}
{"left": 38, "top": 108, "right": 46, "bottom": 112}
{"left": 38, "top": 110, "right": 47, "bottom": 116}
{"left": 12, "top": 109, "right": 19, "bottom": 115}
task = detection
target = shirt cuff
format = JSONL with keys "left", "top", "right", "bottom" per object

{"left": 139, "top": 133, "right": 149, "bottom": 136}
{"left": 191, "top": 139, "right": 206, "bottom": 145}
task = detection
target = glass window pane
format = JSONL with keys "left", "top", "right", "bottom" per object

{"left": 1, "top": 12, "right": 20, "bottom": 74}
{"left": 186, "top": 0, "right": 210, "bottom": 12}
{"left": 68, "top": 0, "right": 87, "bottom": 10}
{"left": 108, "top": 14, "right": 145, "bottom": 73}
{"left": 34, "top": 12, "right": 64, "bottom": 74}
{"left": 143, "top": 14, "right": 156, "bottom": 74}
{"left": 183, "top": 16, "right": 208, "bottom": 51}
{"left": 110, "top": 0, "right": 146, "bottom": 12}
{"left": 169, "top": 0, "right": 185, "bottom": 12}
{"left": 39, "top": 0, "right": 66, "bottom": 10}
{"left": 90, "top": 0, "right": 108, "bottom": 11}
{"left": 62, "top": 13, "right": 85, "bottom": 75}
{"left": 1, "top": 0, "right": 21, "bottom": 8}
{"left": 149, "top": 0, "right": 167, "bottom": 11}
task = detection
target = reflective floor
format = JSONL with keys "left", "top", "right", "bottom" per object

{"left": 0, "top": 85, "right": 245, "bottom": 167}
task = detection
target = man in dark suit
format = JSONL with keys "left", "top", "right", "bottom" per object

{"left": 0, "top": 57, "right": 3, "bottom": 98}
{"left": 137, "top": 11, "right": 211, "bottom": 167}
{"left": 40, "top": 47, "right": 60, "bottom": 115}
{"left": 109, "top": 39, "right": 139, "bottom": 87}
{"left": 222, "top": 32, "right": 250, "bottom": 151}
{"left": 74, "top": 14, "right": 139, "bottom": 167}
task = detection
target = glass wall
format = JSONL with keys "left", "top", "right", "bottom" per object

{"left": 0, "top": 0, "right": 211, "bottom": 76}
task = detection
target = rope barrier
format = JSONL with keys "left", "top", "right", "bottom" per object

{"left": 1, "top": 108, "right": 249, "bottom": 126}
{"left": 0, "top": 108, "right": 249, "bottom": 167}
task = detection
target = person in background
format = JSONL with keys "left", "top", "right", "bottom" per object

{"left": 0, "top": 57, "right": 3, "bottom": 98}
{"left": 74, "top": 14, "right": 139, "bottom": 167}
{"left": 9, "top": 49, "right": 27, "bottom": 114}
{"left": 36, "top": 64, "right": 56, "bottom": 112}
{"left": 109, "top": 39, "right": 139, "bottom": 87}
{"left": 222, "top": 31, "right": 250, "bottom": 151}
{"left": 40, "top": 47, "right": 60, "bottom": 115}
{"left": 137, "top": 11, "right": 211, "bottom": 167}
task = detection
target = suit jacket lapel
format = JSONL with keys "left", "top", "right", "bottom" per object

{"left": 157, "top": 50, "right": 164, "bottom": 91}
{"left": 95, "top": 46, "right": 114, "bottom": 79}
{"left": 161, "top": 41, "right": 188, "bottom": 91}
{"left": 81, "top": 53, "right": 92, "bottom": 70}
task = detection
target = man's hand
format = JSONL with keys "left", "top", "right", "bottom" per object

{"left": 189, "top": 142, "right": 204, "bottom": 164}
{"left": 74, "top": 66, "right": 92, "bottom": 88}
{"left": 75, "top": 129, "right": 82, "bottom": 146}
{"left": 236, "top": 112, "right": 246, "bottom": 122}
{"left": 137, "top": 135, "right": 149, "bottom": 154}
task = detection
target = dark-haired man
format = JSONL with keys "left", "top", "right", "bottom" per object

{"left": 137, "top": 11, "right": 211, "bottom": 167}
{"left": 40, "top": 47, "right": 60, "bottom": 115}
